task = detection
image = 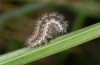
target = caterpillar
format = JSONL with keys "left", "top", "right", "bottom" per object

{"left": 25, "top": 12, "right": 68, "bottom": 48}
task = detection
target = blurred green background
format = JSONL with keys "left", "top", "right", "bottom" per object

{"left": 0, "top": 0, "right": 100, "bottom": 65}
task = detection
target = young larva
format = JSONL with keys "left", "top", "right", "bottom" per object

{"left": 25, "top": 12, "right": 68, "bottom": 48}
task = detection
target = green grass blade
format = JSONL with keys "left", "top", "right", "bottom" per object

{"left": 0, "top": 22, "right": 100, "bottom": 65}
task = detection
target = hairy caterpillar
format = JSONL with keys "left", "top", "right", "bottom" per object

{"left": 26, "top": 12, "right": 68, "bottom": 48}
